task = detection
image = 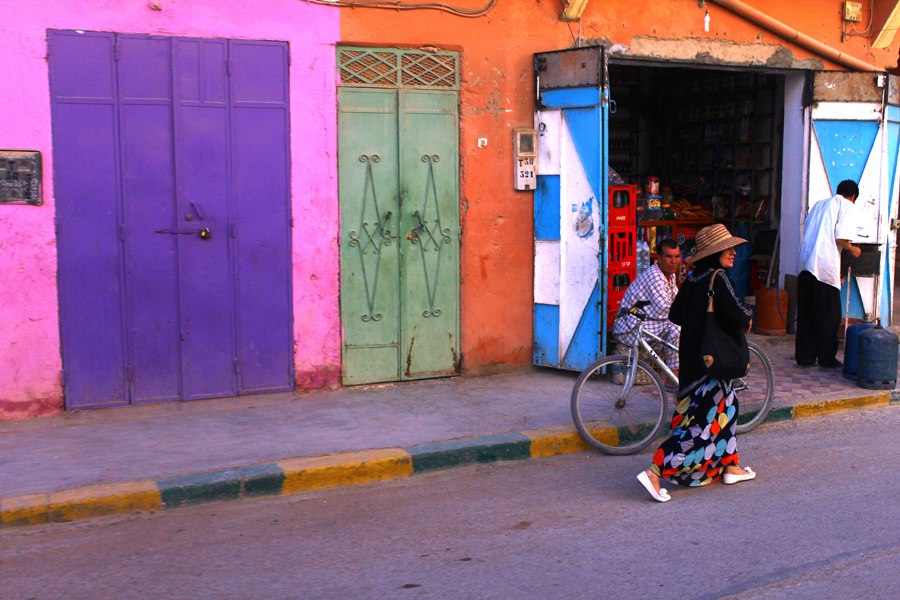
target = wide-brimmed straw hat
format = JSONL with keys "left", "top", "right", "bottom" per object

{"left": 691, "top": 224, "right": 747, "bottom": 262}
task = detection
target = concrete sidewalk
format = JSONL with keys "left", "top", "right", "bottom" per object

{"left": 2, "top": 334, "right": 898, "bottom": 526}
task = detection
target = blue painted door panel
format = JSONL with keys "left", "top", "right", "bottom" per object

{"left": 50, "top": 31, "right": 293, "bottom": 409}
{"left": 229, "top": 41, "right": 293, "bottom": 393}
{"left": 118, "top": 35, "right": 181, "bottom": 404}
{"left": 811, "top": 108, "right": 888, "bottom": 322}
{"left": 533, "top": 75, "right": 609, "bottom": 371}
{"left": 50, "top": 31, "right": 127, "bottom": 408}
{"left": 173, "top": 39, "right": 237, "bottom": 400}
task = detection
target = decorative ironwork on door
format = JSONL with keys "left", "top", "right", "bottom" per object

{"left": 408, "top": 154, "right": 452, "bottom": 318}
{"left": 348, "top": 153, "right": 396, "bottom": 322}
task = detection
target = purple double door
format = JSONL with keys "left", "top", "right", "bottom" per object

{"left": 49, "top": 31, "right": 293, "bottom": 409}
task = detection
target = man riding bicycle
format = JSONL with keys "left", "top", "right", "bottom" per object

{"left": 611, "top": 238, "right": 682, "bottom": 375}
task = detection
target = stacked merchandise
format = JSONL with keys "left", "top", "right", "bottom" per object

{"left": 607, "top": 185, "right": 637, "bottom": 328}
{"left": 637, "top": 224, "right": 674, "bottom": 260}
{"left": 636, "top": 188, "right": 715, "bottom": 265}
{"left": 636, "top": 175, "right": 673, "bottom": 265}
{"left": 669, "top": 199, "right": 714, "bottom": 220}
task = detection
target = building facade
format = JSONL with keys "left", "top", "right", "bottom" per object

{"left": 1, "top": 0, "right": 898, "bottom": 417}
{"left": 1, "top": 1, "right": 340, "bottom": 417}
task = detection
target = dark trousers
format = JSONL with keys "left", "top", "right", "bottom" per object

{"left": 795, "top": 270, "right": 841, "bottom": 367}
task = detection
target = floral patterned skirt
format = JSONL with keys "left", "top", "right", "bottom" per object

{"left": 649, "top": 377, "right": 740, "bottom": 487}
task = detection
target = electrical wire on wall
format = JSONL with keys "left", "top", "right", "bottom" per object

{"left": 301, "top": 0, "right": 496, "bottom": 17}
{"left": 559, "top": 0, "right": 584, "bottom": 47}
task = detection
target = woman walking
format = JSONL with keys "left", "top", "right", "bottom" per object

{"left": 637, "top": 224, "right": 757, "bottom": 502}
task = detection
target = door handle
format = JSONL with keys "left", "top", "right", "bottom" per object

{"left": 406, "top": 210, "right": 424, "bottom": 242}
{"left": 155, "top": 227, "right": 212, "bottom": 240}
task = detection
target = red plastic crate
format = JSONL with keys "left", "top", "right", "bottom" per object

{"left": 607, "top": 264, "right": 633, "bottom": 299}
{"left": 608, "top": 266, "right": 634, "bottom": 288}
{"left": 606, "top": 290, "right": 627, "bottom": 327}
{"left": 607, "top": 260, "right": 636, "bottom": 328}
{"left": 608, "top": 257, "right": 637, "bottom": 273}
{"left": 608, "top": 185, "right": 636, "bottom": 227}
{"left": 608, "top": 227, "right": 636, "bottom": 268}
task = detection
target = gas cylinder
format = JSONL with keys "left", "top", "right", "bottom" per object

{"left": 753, "top": 287, "right": 788, "bottom": 335}
{"left": 856, "top": 323, "right": 898, "bottom": 390}
{"left": 843, "top": 321, "right": 876, "bottom": 381}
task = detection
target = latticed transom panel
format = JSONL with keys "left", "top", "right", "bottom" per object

{"left": 401, "top": 53, "right": 457, "bottom": 88}
{"left": 338, "top": 49, "right": 398, "bottom": 87}
{"left": 338, "top": 47, "right": 459, "bottom": 90}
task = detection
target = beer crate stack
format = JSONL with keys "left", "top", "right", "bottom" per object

{"left": 607, "top": 184, "right": 637, "bottom": 327}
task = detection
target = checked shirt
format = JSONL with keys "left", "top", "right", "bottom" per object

{"left": 611, "top": 263, "right": 680, "bottom": 369}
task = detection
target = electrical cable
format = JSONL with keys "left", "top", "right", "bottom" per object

{"left": 842, "top": 0, "right": 875, "bottom": 41}
{"left": 301, "top": 0, "right": 496, "bottom": 17}
{"left": 559, "top": 0, "right": 579, "bottom": 46}
{"left": 564, "top": 18, "right": 578, "bottom": 47}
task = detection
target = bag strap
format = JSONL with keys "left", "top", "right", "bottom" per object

{"left": 706, "top": 269, "right": 724, "bottom": 313}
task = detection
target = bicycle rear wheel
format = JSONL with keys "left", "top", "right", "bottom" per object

{"left": 733, "top": 341, "right": 775, "bottom": 434}
{"left": 570, "top": 355, "right": 667, "bottom": 455}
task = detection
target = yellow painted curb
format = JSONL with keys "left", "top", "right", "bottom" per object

{"left": 1, "top": 481, "right": 161, "bottom": 526}
{"left": 793, "top": 392, "right": 890, "bottom": 419}
{"left": 48, "top": 481, "right": 161, "bottom": 522}
{"left": 522, "top": 425, "right": 593, "bottom": 458}
{"left": 279, "top": 448, "right": 413, "bottom": 494}
{"left": 1, "top": 493, "right": 51, "bottom": 526}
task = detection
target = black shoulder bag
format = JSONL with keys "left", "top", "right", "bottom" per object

{"left": 700, "top": 270, "right": 750, "bottom": 380}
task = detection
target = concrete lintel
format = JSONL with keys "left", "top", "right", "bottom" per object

{"left": 605, "top": 36, "right": 824, "bottom": 71}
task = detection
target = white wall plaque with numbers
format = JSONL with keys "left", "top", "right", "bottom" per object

{"left": 514, "top": 128, "right": 537, "bottom": 191}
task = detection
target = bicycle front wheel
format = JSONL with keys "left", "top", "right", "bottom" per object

{"left": 570, "top": 355, "right": 667, "bottom": 455}
{"left": 733, "top": 341, "right": 775, "bottom": 434}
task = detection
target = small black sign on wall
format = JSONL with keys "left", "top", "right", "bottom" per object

{"left": 0, "top": 151, "right": 42, "bottom": 205}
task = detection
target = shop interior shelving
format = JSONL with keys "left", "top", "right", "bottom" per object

{"left": 650, "top": 70, "right": 782, "bottom": 244}
{"left": 608, "top": 67, "right": 644, "bottom": 184}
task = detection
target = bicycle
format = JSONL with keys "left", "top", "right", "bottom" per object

{"left": 570, "top": 300, "right": 775, "bottom": 455}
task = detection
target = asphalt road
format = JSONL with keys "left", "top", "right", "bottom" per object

{"left": 3, "top": 406, "right": 898, "bottom": 599}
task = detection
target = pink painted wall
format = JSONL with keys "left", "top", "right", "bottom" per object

{"left": 0, "top": 0, "right": 340, "bottom": 418}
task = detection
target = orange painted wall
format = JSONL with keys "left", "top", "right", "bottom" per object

{"left": 339, "top": 0, "right": 899, "bottom": 374}
{"left": 666, "top": 0, "right": 895, "bottom": 68}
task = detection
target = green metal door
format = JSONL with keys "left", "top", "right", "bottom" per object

{"left": 339, "top": 87, "right": 402, "bottom": 384}
{"left": 338, "top": 48, "right": 460, "bottom": 385}
{"left": 399, "top": 90, "right": 459, "bottom": 379}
